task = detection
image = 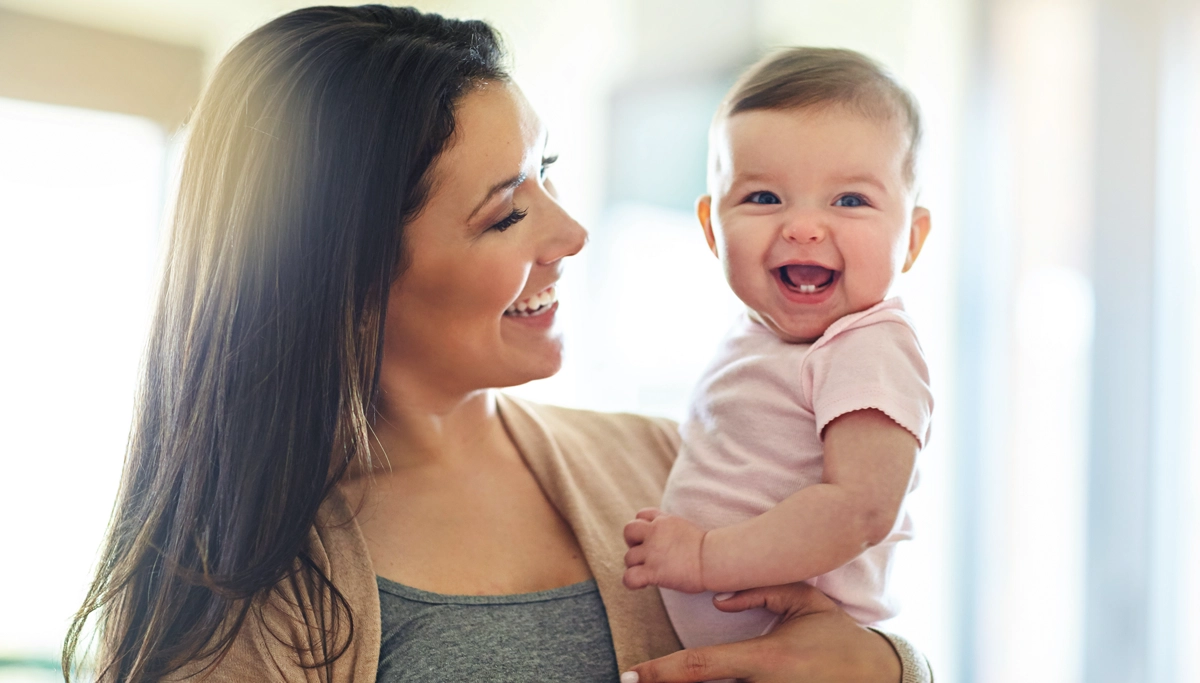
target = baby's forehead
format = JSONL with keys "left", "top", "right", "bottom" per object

{"left": 725, "top": 100, "right": 909, "bottom": 139}
{"left": 709, "top": 105, "right": 913, "bottom": 182}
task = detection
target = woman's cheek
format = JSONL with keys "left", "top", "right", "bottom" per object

{"left": 480, "top": 249, "right": 532, "bottom": 314}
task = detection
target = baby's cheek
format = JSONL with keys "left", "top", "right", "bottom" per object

{"left": 719, "top": 247, "right": 764, "bottom": 305}
{"left": 850, "top": 256, "right": 899, "bottom": 304}
{"left": 719, "top": 236, "right": 760, "bottom": 276}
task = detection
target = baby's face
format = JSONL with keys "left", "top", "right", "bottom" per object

{"left": 700, "top": 105, "right": 930, "bottom": 343}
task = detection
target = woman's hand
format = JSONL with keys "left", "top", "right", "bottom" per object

{"left": 621, "top": 582, "right": 902, "bottom": 683}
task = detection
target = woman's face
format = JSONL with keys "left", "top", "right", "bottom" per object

{"left": 381, "top": 82, "right": 587, "bottom": 401}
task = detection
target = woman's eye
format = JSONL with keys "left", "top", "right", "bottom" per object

{"left": 489, "top": 207, "right": 527, "bottom": 232}
{"left": 834, "top": 194, "right": 870, "bottom": 208}
{"left": 539, "top": 154, "right": 559, "bottom": 179}
{"left": 745, "top": 191, "right": 781, "bottom": 205}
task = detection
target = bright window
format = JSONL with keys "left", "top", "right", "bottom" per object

{"left": 0, "top": 97, "right": 167, "bottom": 670}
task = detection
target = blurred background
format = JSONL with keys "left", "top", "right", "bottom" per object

{"left": 0, "top": 0, "right": 1196, "bottom": 682}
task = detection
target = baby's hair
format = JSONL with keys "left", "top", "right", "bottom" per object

{"left": 715, "top": 47, "right": 922, "bottom": 185}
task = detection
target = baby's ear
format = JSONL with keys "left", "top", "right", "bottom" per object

{"left": 696, "top": 195, "right": 718, "bottom": 258}
{"left": 903, "top": 206, "right": 931, "bottom": 272}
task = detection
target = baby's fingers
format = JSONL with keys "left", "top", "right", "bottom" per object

{"left": 635, "top": 507, "right": 665, "bottom": 522}
{"left": 622, "top": 565, "right": 653, "bottom": 590}
{"left": 624, "top": 518, "right": 651, "bottom": 547}
{"left": 624, "top": 543, "right": 648, "bottom": 569}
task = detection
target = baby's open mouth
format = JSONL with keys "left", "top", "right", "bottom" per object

{"left": 504, "top": 285, "right": 557, "bottom": 317}
{"left": 777, "top": 264, "right": 837, "bottom": 294}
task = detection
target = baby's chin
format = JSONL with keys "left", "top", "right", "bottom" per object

{"left": 747, "top": 308, "right": 829, "bottom": 344}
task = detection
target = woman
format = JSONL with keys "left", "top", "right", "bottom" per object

{"left": 64, "top": 6, "right": 931, "bottom": 682}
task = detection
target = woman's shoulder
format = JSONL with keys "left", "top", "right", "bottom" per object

{"left": 495, "top": 393, "right": 685, "bottom": 667}
{"left": 164, "top": 501, "right": 381, "bottom": 682}
{"left": 496, "top": 393, "right": 681, "bottom": 507}
{"left": 497, "top": 393, "right": 680, "bottom": 468}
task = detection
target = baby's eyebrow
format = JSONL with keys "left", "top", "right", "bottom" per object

{"left": 727, "top": 170, "right": 776, "bottom": 186}
{"left": 831, "top": 174, "right": 888, "bottom": 193}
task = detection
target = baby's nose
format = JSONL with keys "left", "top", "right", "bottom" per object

{"left": 782, "top": 216, "right": 827, "bottom": 242}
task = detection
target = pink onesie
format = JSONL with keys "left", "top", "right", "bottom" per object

{"left": 660, "top": 297, "right": 932, "bottom": 649}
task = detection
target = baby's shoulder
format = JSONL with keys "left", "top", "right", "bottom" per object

{"left": 813, "top": 299, "right": 921, "bottom": 352}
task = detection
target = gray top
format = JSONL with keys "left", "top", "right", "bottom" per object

{"left": 376, "top": 576, "right": 620, "bottom": 683}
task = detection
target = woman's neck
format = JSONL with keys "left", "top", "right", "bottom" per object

{"left": 366, "top": 386, "right": 512, "bottom": 471}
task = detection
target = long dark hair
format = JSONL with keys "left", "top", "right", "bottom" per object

{"left": 63, "top": 6, "right": 506, "bottom": 681}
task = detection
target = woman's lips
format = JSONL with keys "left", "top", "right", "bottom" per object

{"left": 503, "top": 300, "right": 558, "bottom": 329}
{"left": 503, "top": 285, "right": 558, "bottom": 329}
{"left": 504, "top": 285, "right": 556, "bottom": 316}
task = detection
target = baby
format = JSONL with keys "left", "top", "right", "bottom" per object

{"left": 622, "top": 47, "right": 933, "bottom": 649}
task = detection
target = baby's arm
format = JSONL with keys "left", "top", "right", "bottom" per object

{"left": 702, "top": 407, "right": 918, "bottom": 590}
{"left": 623, "top": 408, "right": 918, "bottom": 593}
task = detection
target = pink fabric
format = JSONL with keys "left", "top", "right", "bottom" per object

{"left": 659, "top": 298, "right": 932, "bottom": 649}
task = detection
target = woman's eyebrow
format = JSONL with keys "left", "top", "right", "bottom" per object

{"left": 468, "top": 170, "right": 527, "bottom": 221}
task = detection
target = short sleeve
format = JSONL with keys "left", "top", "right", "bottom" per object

{"left": 804, "top": 314, "right": 933, "bottom": 448}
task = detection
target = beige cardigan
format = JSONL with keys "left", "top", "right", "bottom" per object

{"left": 180, "top": 394, "right": 684, "bottom": 681}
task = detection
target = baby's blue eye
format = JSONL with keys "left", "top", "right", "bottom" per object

{"left": 834, "top": 194, "right": 869, "bottom": 208}
{"left": 746, "top": 191, "right": 781, "bottom": 205}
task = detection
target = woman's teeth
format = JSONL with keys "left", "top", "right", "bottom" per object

{"left": 504, "top": 286, "right": 557, "bottom": 317}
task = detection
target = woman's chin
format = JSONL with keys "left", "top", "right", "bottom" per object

{"left": 517, "top": 344, "right": 565, "bottom": 386}
{"left": 497, "top": 313, "right": 566, "bottom": 381}
{"left": 485, "top": 337, "right": 564, "bottom": 389}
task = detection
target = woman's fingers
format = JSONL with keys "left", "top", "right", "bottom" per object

{"left": 625, "top": 583, "right": 904, "bottom": 683}
{"left": 711, "top": 581, "right": 834, "bottom": 620}
{"left": 626, "top": 584, "right": 902, "bottom": 683}
{"left": 622, "top": 642, "right": 754, "bottom": 683}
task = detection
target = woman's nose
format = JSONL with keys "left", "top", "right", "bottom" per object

{"left": 538, "top": 201, "right": 588, "bottom": 265}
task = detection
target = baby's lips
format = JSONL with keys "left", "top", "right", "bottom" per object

{"left": 780, "top": 263, "right": 836, "bottom": 286}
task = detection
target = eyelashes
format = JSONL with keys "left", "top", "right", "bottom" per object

{"left": 833, "top": 193, "right": 871, "bottom": 208}
{"left": 488, "top": 155, "right": 558, "bottom": 233}
{"left": 744, "top": 191, "right": 781, "bottom": 205}
{"left": 741, "top": 191, "right": 874, "bottom": 208}
{"left": 489, "top": 207, "right": 527, "bottom": 232}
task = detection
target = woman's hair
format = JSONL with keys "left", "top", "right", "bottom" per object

{"left": 714, "top": 47, "right": 922, "bottom": 184}
{"left": 63, "top": 6, "right": 506, "bottom": 681}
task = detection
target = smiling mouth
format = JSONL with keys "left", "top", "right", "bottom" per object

{"left": 504, "top": 285, "right": 557, "bottom": 317}
{"left": 777, "top": 265, "right": 837, "bottom": 294}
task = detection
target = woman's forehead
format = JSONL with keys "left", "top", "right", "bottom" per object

{"left": 429, "top": 82, "right": 545, "bottom": 200}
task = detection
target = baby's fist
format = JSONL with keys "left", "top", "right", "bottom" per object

{"left": 622, "top": 508, "right": 706, "bottom": 593}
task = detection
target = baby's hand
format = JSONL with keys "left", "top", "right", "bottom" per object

{"left": 622, "top": 507, "right": 706, "bottom": 593}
